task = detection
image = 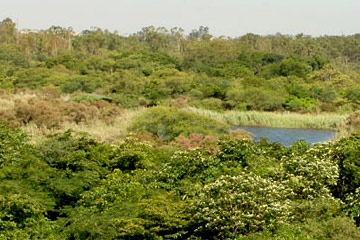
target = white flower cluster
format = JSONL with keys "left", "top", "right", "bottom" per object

{"left": 193, "top": 173, "right": 293, "bottom": 237}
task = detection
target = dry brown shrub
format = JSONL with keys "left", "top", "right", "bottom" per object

{"left": 14, "top": 99, "right": 63, "bottom": 128}
{"left": 39, "top": 87, "right": 63, "bottom": 98}
{"left": 169, "top": 97, "right": 189, "bottom": 108}
{"left": 0, "top": 88, "right": 123, "bottom": 129}
{"left": 171, "top": 133, "right": 219, "bottom": 152}
{"left": 171, "top": 130, "right": 252, "bottom": 152}
{"left": 0, "top": 89, "right": 10, "bottom": 97}
{"left": 85, "top": 100, "right": 122, "bottom": 123}
{"left": 0, "top": 108, "right": 18, "bottom": 127}
{"left": 64, "top": 101, "right": 100, "bottom": 123}
{"left": 132, "top": 133, "right": 165, "bottom": 146}
{"left": 229, "top": 128, "right": 253, "bottom": 140}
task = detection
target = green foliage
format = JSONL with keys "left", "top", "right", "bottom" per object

{"left": 193, "top": 173, "right": 293, "bottom": 238}
{"left": 157, "top": 149, "right": 220, "bottom": 195}
{"left": 237, "top": 51, "right": 284, "bottom": 72}
{"left": 68, "top": 93, "right": 112, "bottom": 102}
{"left": 277, "top": 55, "right": 313, "bottom": 78}
{"left": 0, "top": 194, "right": 62, "bottom": 240}
{"left": 189, "top": 97, "right": 224, "bottom": 112}
{"left": 346, "top": 187, "right": 360, "bottom": 225}
{"left": 63, "top": 170, "right": 191, "bottom": 239}
{"left": 207, "top": 61, "right": 254, "bottom": 78}
{"left": 2, "top": 19, "right": 360, "bottom": 239}
{"left": 346, "top": 86, "right": 360, "bottom": 102}
{"left": 281, "top": 145, "right": 339, "bottom": 199}
{"left": 193, "top": 76, "right": 230, "bottom": 99}
{"left": 13, "top": 68, "right": 60, "bottom": 89}
{"left": 217, "top": 138, "right": 255, "bottom": 168}
{"left": 0, "top": 44, "right": 27, "bottom": 66}
{"left": 0, "top": 123, "right": 28, "bottom": 166}
{"left": 310, "top": 85, "right": 337, "bottom": 103}
{"left": 36, "top": 130, "right": 111, "bottom": 208}
{"left": 329, "top": 134, "right": 360, "bottom": 200}
{"left": 109, "top": 137, "right": 156, "bottom": 171}
{"left": 129, "top": 106, "right": 229, "bottom": 141}
{"left": 0, "top": 22, "right": 359, "bottom": 113}
{"left": 61, "top": 75, "right": 105, "bottom": 93}
{"left": 46, "top": 53, "right": 85, "bottom": 71}
{"left": 1, "top": 120, "right": 360, "bottom": 238}
{"left": 239, "top": 216, "right": 360, "bottom": 240}
{"left": 109, "top": 70, "right": 146, "bottom": 95}
{"left": 284, "top": 96, "right": 318, "bottom": 112}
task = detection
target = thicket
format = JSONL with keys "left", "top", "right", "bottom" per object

{"left": 0, "top": 18, "right": 360, "bottom": 114}
{"left": 0, "top": 124, "right": 360, "bottom": 239}
{"left": 0, "top": 89, "right": 122, "bottom": 128}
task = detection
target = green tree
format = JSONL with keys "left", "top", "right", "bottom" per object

{"left": 0, "top": 18, "right": 16, "bottom": 44}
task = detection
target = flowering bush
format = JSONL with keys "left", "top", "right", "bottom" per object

{"left": 193, "top": 173, "right": 293, "bottom": 238}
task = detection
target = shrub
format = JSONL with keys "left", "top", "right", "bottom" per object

{"left": 346, "top": 187, "right": 360, "bottom": 225}
{"left": 239, "top": 216, "right": 360, "bottom": 240}
{"left": 193, "top": 173, "right": 293, "bottom": 238}
{"left": 281, "top": 145, "right": 339, "bottom": 199}
{"left": 129, "top": 106, "right": 229, "bottom": 141}
{"left": 189, "top": 98, "right": 224, "bottom": 112}
{"left": 329, "top": 134, "right": 360, "bottom": 200}
{"left": 0, "top": 91, "right": 123, "bottom": 129}
{"left": 0, "top": 194, "right": 62, "bottom": 240}
{"left": 0, "top": 44, "right": 27, "bottom": 66}
{"left": 61, "top": 75, "right": 106, "bottom": 93}
{"left": 347, "top": 111, "right": 360, "bottom": 132}
{"left": 109, "top": 137, "right": 156, "bottom": 171}
{"left": 226, "top": 88, "right": 285, "bottom": 111}
{"left": 171, "top": 133, "right": 219, "bottom": 152}
{"left": 0, "top": 123, "right": 28, "bottom": 166}
{"left": 36, "top": 130, "right": 110, "bottom": 208}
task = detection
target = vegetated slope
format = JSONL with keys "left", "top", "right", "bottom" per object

{"left": 1, "top": 18, "right": 360, "bottom": 239}
{"left": 1, "top": 123, "right": 360, "bottom": 239}
{"left": 0, "top": 18, "right": 360, "bottom": 114}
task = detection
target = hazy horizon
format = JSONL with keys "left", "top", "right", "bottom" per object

{"left": 2, "top": 0, "right": 360, "bottom": 37}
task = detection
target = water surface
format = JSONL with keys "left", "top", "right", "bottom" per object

{"left": 232, "top": 126, "right": 335, "bottom": 146}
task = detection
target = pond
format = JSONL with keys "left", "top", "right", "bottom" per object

{"left": 231, "top": 126, "right": 336, "bottom": 146}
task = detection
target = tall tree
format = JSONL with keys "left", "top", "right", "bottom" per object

{"left": 0, "top": 18, "right": 16, "bottom": 44}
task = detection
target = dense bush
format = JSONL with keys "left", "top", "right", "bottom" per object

{"left": 0, "top": 90, "right": 122, "bottom": 128}
{"left": 0, "top": 20, "right": 359, "bottom": 113}
{"left": 1, "top": 19, "right": 360, "bottom": 239}
{"left": 348, "top": 111, "right": 360, "bottom": 132}
{"left": 129, "top": 106, "right": 229, "bottom": 141}
{"left": 0, "top": 122, "right": 360, "bottom": 239}
{"left": 193, "top": 173, "right": 293, "bottom": 238}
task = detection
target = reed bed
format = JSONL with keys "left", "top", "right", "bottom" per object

{"left": 186, "top": 107, "right": 348, "bottom": 130}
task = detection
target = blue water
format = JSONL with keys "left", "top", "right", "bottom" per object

{"left": 231, "top": 126, "right": 335, "bottom": 146}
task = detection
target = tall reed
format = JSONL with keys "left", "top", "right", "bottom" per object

{"left": 186, "top": 107, "right": 348, "bottom": 130}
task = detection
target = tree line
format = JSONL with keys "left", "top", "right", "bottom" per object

{"left": 1, "top": 18, "right": 360, "bottom": 113}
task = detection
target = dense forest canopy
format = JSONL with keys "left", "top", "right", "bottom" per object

{"left": 1, "top": 18, "right": 360, "bottom": 239}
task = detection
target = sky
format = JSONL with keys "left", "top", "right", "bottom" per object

{"left": 1, "top": 0, "right": 360, "bottom": 37}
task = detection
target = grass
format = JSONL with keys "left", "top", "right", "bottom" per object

{"left": 0, "top": 90, "right": 144, "bottom": 143}
{"left": 185, "top": 107, "right": 349, "bottom": 130}
{"left": 23, "top": 109, "right": 141, "bottom": 144}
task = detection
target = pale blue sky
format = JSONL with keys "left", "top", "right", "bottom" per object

{"left": 1, "top": 0, "right": 359, "bottom": 36}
